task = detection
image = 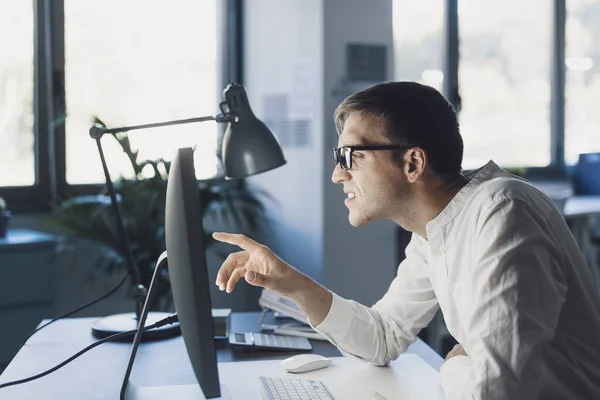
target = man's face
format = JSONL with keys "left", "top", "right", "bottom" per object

{"left": 332, "top": 112, "right": 413, "bottom": 227}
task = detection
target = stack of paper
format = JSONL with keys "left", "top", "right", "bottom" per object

{"left": 258, "top": 289, "right": 327, "bottom": 341}
{"left": 259, "top": 288, "right": 308, "bottom": 324}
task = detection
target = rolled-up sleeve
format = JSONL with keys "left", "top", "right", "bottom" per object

{"left": 440, "top": 198, "right": 567, "bottom": 399}
{"left": 313, "top": 234, "right": 439, "bottom": 365}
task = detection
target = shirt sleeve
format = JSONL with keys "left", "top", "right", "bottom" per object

{"left": 440, "top": 198, "right": 568, "bottom": 400}
{"left": 312, "top": 233, "right": 439, "bottom": 365}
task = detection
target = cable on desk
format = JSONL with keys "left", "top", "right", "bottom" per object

{"left": 0, "top": 314, "right": 178, "bottom": 390}
{"left": 17, "top": 271, "right": 130, "bottom": 351}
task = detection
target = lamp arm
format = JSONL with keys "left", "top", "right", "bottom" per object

{"left": 89, "top": 109, "right": 233, "bottom": 320}
{"left": 89, "top": 113, "right": 232, "bottom": 138}
{"left": 95, "top": 138, "right": 146, "bottom": 318}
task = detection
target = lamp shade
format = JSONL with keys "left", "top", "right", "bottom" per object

{"left": 221, "top": 84, "right": 286, "bottom": 179}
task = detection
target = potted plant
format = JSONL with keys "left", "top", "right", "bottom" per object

{"left": 47, "top": 118, "right": 273, "bottom": 310}
{"left": 0, "top": 196, "right": 11, "bottom": 238}
{"left": 505, "top": 167, "right": 526, "bottom": 178}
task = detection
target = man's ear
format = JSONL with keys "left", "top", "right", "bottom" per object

{"left": 405, "top": 147, "right": 427, "bottom": 183}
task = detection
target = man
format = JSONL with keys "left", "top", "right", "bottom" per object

{"left": 213, "top": 82, "right": 600, "bottom": 399}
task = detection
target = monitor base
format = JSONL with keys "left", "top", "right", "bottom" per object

{"left": 91, "top": 312, "right": 181, "bottom": 341}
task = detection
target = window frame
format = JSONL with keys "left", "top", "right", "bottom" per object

{"left": 444, "top": 0, "right": 568, "bottom": 179}
{"left": 0, "top": 0, "right": 244, "bottom": 213}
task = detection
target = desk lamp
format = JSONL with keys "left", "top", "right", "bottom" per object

{"left": 88, "top": 83, "right": 286, "bottom": 341}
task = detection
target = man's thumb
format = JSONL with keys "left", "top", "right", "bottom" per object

{"left": 245, "top": 270, "right": 268, "bottom": 286}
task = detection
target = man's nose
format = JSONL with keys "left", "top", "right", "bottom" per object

{"left": 332, "top": 163, "right": 349, "bottom": 184}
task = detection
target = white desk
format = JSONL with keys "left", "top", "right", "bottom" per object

{"left": 0, "top": 315, "right": 444, "bottom": 399}
{"left": 128, "top": 355, "right": 443, "bottom": 399}
{"left": 531, "top": 180, "right": 600, "bottom": 217}
{"left": 563, "top": 196, "right": 600, "bottom": 218}
{"left": 561, "top": 196, "right": 600, "bottom": 286}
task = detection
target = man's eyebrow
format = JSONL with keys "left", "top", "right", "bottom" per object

{"left": 341, "top": 143, "right": 365, "bottom": 147}
{"left": 338, "top": 133, "right": 366, "bottom": 147}
{"left": 339, "top": 141, "right": 387, "bottom": 147}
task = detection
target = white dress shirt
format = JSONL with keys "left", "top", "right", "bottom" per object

{"left": 314, "top": 161, "right": 600, "bottom": 400}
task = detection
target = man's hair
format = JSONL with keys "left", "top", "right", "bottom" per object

{"left": 334, "top": 81, "right": 464, "bottom": 178}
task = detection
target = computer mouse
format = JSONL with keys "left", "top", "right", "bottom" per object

{"left": 281, "top": 354, "right": 332, "bottom": 373}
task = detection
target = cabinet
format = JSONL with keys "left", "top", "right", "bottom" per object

{"left": 0, "top": 229, "right": 59, "bottom": 372}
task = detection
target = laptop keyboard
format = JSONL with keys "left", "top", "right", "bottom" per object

{"left": 260, "top": 376, "right": 334, "bottom": 400}
{"left": 254, "top": 333, "right": 304, "bottom": 348}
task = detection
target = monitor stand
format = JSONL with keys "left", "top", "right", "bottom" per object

{"left": 125, "top": 381, "right": 231, "bottom": 400}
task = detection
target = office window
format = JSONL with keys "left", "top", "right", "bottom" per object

{"left": 565, "top": 0, "right": 600, "bottom": 165}
{"left": 64, "top": 0, "right": 219, "bottom": 183}
{"left": 458, "top": 0, "right": 552, "bottom": 169}
{"left": 0, "top": 1, "right": 35, "bottom": 187}
{"left": 393, "top": 0, "right": 444, "bottom": 92}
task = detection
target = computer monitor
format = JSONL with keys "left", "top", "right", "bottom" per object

{"left": 121, "top": 147, "right": 223, "bottom": 399}
{"left": 164, "top": 146, "right": 221, "bottom": 397}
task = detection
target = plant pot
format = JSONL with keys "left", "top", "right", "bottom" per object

{"left": 0, "top": 211, "right": 11, "bottom": 238}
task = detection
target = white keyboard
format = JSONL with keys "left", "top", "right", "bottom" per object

{"left": 260, "top": 376, "right": 334, "bottom": 400}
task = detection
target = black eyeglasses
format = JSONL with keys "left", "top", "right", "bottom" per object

{"left": 333, "top": 145, "right": 413, "bottom": 170}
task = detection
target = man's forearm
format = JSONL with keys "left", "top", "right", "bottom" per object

{"left": 287, "top": 273, "right": 333, "bottom": 327}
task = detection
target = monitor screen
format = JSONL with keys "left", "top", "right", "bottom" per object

{"left": 165, "top": 147, "right": 220, "bottom": 398}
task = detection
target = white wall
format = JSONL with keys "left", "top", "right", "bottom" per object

{"left": 245, "top": 0, "right": 397, "bottom": 306}
{"left": 245, "top": 0, "right": 325, "bottom": 280}
{"left": 321, "top": 0, "right": 397, "bottom": 306}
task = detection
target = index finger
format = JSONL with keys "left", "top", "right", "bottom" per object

{"left": 212, "top": 232, "right": 262, "bottom": 251}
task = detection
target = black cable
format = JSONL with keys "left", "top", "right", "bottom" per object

{"left": 0, "top": 314, "right": 178, "bottom": 390}
{"left": 17, "top": 271, "right": 130, "bottom": 351}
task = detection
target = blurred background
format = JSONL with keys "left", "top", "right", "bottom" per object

{"left": 1, "top": 0, "right": 599, "bottom": 369}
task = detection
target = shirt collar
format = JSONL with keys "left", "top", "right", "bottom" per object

{"left": 426, "top": 160, "right": 500, "bottom": 236}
